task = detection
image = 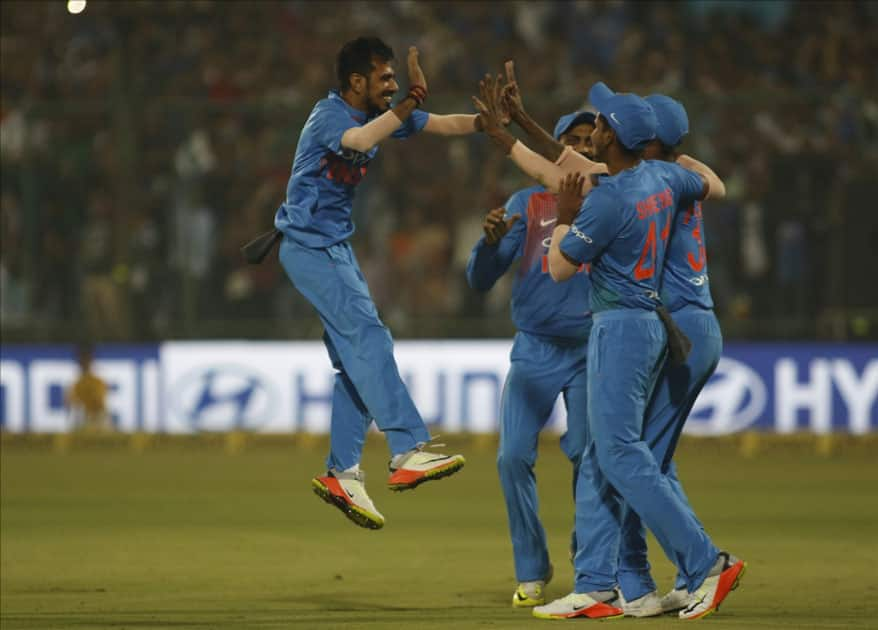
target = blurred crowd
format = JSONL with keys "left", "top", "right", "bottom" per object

{"left": 2, "top": 0, "right": 877, "bottom": 342}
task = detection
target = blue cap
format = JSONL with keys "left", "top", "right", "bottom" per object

{"left": 588, "top": 81, "right": 657, "bottom": 150}
{"left": 553, "top": 111, "right": 596, "bottom": 140}
{"left": 645, "top": 94, "right": 689, "bottom": 147}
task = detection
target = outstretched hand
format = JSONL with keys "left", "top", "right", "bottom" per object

{"left": 407, "top": 46, "right": 427, "bottom": 91}
{"left": 483, "top": 207, "right": 521, "bottom": 245}
{"left": 557, "top": 172, "right": 586, "bottom": 226}
{"left": 501, "top": 60, "right": 525, "bottom": 120}
{"left": 473, "top": 73, "right": 506, "bottom": 135}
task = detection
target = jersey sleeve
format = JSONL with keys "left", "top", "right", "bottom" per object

{"left": 667, "top": 162, "right": 707, "bottom": 207}
{"left": 307, "top": 103, "right": 361, "bottom": 155}
{"left": 465, "top": 190, "right": 529, "bottom": 291}
{"left": 559, "top": 187, "right": 621, "bottom": 264}
{"left": 391, "top": 109, "right": 430, "bottom": 139}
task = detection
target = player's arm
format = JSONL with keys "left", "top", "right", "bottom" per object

{"left": 423, "top": 113, "right": 481, "bottom": 135}
{"left": 466, "top": 203, "right": 524, "bottom": 291}
{"left": 676, "top": 154, "right": 726, "bottom": 200}
{"left": 474, "top": 75, "right": 604, "bottom": 192}
{"left": 341, "top": 47, "right": 427, "bottom": 152}
{"left": 501, "top": 61, "right": 564, "bottom": 161}
{"left": 549, "top": 173, "right": 618, "bottom": 282}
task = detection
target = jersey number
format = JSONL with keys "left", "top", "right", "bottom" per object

{"left": 634, "top": 214, "right": 671, "bottom": 281}
{"left": 687, "top": 221, "right": 707, "bottom": 272}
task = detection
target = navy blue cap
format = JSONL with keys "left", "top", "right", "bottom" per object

{"left": 588, "top": 81, "right": 657, "bottom": 150}
{"left": 645, "top": 94, "right": 689, "bottom": 147}
{"left": 553, "top": 111, "right": 596, "bottom": 140}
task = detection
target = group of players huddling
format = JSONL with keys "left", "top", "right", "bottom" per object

{"left": 271, "top": 36, "right": 746, "bottom": 621}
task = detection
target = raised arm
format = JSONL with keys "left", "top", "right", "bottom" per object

{"left": 474, "top": 74, "right": 604, "bottom": 192}
{"left": 676, "top": 154, "right": 726, "bottom": 200}
{"left": 341, "top": 47, "right": 426, "bottom": 152}
{"left": 502, "top": 61, "right": 565, "bottom": 162}
{"left": 424, "top": 113, "right": 481, "bottom": 135}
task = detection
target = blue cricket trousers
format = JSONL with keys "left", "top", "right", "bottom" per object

{"left": 498, "top": 331, "right": 589, "bottom": 582}
{"left": 573, "top": 309, "right": 717, "bottom": 595}
{"left": 617, "top": 306, "right": 723, "bottom": 599}
{"left": 279, "top": 237, "right": 430, "bottom": 471}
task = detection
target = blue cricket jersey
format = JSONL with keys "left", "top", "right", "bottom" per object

{"left": 660, "top": 199, "right": 714, "bottom": 312}
{"left": 559, "top": 161, "right": 704, "bottom": 313}
{"left": 466, "top": 185, "right": 593, "bottom": 342}
{"left": 275, "top": 91, "right": 429, "bottom": 248}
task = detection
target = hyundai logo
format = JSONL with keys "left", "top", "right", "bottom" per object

{"left": 685, "top": 357, "right": 767, "bottom": 435}
{"left": 170, "top": 365, "right": 277, "bottom": 431}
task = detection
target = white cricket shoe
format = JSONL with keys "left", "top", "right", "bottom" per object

{"left": 616, "top": 588, "right": 664, "bottom": 617}
{"left": 512, "top": 563, "right": 554, "bottom": 608}
{"left": 679, "top": 552, "right": 747, "bottom": 620}
{"left": 532, "top": 591, "right": 624, "bottom": 620}
{"left": 387, "top": 444, "right": 465, "bottom": 491}
{"left": 660, "top": 587, "right": 690, "bottom": 613}
{"left": 311, "top": 469, "right": 384, "bottom": 530}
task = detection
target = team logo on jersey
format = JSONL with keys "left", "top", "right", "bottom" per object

{"left": 570, "top": 225, "right": 593, "bottom": 243}
{"left": 321, "top": 151, "right": 369, "bottom": 185}
{"left": 685, "top": 358, "right": 767, "bottom": 435}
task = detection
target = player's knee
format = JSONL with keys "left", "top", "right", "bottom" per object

{"left": 496, "top": 445, "right": 535, "bottom": 475}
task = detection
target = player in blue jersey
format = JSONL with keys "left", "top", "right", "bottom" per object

{"left": 615, "top": 94, "right": 727, "bottom": 616}
{"left": 275, "top": 37, "right": 483, "bottom": 530}
{"left": 528, "top": 83, "right": 745, "bottom": 621}
{"left": 466, "top": 111, "right": 596, "bottom": 608}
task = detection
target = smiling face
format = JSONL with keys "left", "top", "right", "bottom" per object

{"left": 364, "top": 57, "right": 399, "bottom": 114}
{"left": 560, "top": 122, "right": 595, "bottom": 159}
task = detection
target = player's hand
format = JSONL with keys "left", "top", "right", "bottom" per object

{"left": 557, "top": 172, "right": 585, "bottom": 226}
{"left": 472, "top": 74, "right": 505, "bottom": 136}
{"left": 483, "top": 207, "right": 521, "bottom": 245}
{"left": 407, "top": 46, "right": 427, "bottom": 91}
{"left": 501, "top": 60, "right": 525, "bottom": 121}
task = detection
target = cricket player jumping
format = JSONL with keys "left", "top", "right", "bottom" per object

{"left": 275, "top": 37, "right": 480, "bottom": 530}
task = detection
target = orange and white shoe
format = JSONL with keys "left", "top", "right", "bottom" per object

{"left": 387, "top": 445, "right": 465, "bottom": 491}
{"left": 532, "top": 591, "right": 624, "bottom": 620}
{"left": 311, "top": 470, "right": 384, "bottom": 530}
{"left": 679, "top": 552, "right": 746, "bottom": 620}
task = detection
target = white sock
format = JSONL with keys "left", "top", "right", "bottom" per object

{"left": 343, "top": 463, "right": 360, "bottom": 474}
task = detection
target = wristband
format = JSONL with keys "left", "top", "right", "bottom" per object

{"left": 407, "top": 84, "right": 427, "bottom": 106}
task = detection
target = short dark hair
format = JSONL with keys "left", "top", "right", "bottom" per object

{"left": 336, "top": 36, "right": 395, "bottom": 91}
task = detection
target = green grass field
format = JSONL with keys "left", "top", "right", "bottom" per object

{"left": 2, "top": 434, "right": 877, "bottom": 629}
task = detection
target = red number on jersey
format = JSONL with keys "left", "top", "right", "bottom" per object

{"left": 634, "top": 220, "right": 658, "bottom": 281}
{"left": 687, "top": 220, "right": 707, "bottom": 272}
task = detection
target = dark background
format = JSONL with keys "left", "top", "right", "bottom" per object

{"left": 2, "top": 0, "right": 876, "bottom": 343}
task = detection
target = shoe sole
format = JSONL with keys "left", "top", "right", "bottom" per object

{"left": 532, "top": 602, "right": 625, "bottom": 620}
{"left": 513, "top": 596, "right": 545, "bottom": 608}
{"left": 311, "top": 478, "right": 384, "bottom": 530}
{"left": 682, "top": 561, "right": 747, "bottom": 620}
{"left": 387, "top": 457, "right": 465, "bottom": 492}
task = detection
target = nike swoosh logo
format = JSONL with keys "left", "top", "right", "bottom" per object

{"left": 609, "top": 112, "right": 621, "bottom": 125}
{"left": 539, "top": 218, "right": 558, "bottom": 227}
{"left": 516, "top": 592, "right": 528, "bottom": 601}
{"left": 572, "top": 604, "right": 590, "bottom": 611}
{"left": 419, "top": 456, "right": 452, "bottom": 465}
{"left": 345, "top": 490, "right": 355, "bottom": 499}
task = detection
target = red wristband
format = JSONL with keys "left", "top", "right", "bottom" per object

{"left": 407, "top": 84, "right": 427, "bottom": 106}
